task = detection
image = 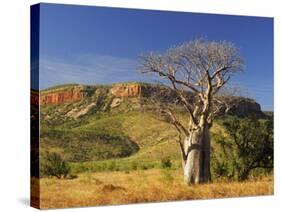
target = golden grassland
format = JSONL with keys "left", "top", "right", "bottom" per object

{"left": 36, "top": 169, "right": 273, "bottom": 209}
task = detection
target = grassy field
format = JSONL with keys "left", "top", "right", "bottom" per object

{"left": 40, "top": 110, "right": 225, "bottom": 163}
{"left": 37, "top": 84, "right": 273, "bottom": 209}
{"left": 38, "top": 169, "right": 273, "bottom": 209}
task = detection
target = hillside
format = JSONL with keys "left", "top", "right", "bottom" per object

{"left": 40, "top": 82, "right": 263, "bottom": 121}
{"left": 39, "top": 82, "right": 264, "bottom": 165}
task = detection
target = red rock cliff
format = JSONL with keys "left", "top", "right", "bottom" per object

{"left": 40, "top": 87, "right": 85, "bottom": 105}
{"left": 110, "top": 84, "right": 141, "bottom": 97}
{"left": 39, "top": 83, "right": 264, "bottom": 118}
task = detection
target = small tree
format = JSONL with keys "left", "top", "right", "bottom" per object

{"left": 140, "top": 39, "right": 243, "bottom": 184}
{"left": 40, "top": 151, "right": 70, "bottom": 179}
{"left": 161, "top": 157, "right": 172, "bottom": 169}
{"left": 213, "top": 116, "right": 273, "bottom": 181}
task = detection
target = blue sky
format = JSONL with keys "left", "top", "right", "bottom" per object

{"left": 37, "top": 3, "right": 273, "bottom": 111}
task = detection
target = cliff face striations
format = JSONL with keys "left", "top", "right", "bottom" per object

{"left": 110, "top": 84, "right": 142, "bottom": 97}
{"left": 40, "top": 86, "right": 88, "bottom": 105}
{"left": 40, "top": 82, "right": 264, "bottom": 117}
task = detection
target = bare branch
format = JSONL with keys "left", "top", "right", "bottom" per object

{"left": 172, "top": 122, "right": 187, "bottom": 163}
{"left": 169, "top": 79, "right": 198, "bottom": 125}
{"left": 139, "top": 38, "right": 244, "bottom": 129}
{"left": 165, "top": 108, "right": 189, "bottom": 136}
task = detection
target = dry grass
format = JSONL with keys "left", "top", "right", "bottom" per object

{"left": 37, "top": 169, "right": 273, "bottom": 209}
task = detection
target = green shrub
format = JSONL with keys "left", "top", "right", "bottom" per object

{"left": 161, "top": 157, "right": 172, "bottom": 169}
{"left": 40, "top": 151, "right": 71, "bottom": 179}
{"left": 211, "top": 115, "right": 273, "bottom": 181}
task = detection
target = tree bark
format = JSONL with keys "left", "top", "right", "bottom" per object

{"left": 183, "top": 125, "right": 211, "bottom": 184}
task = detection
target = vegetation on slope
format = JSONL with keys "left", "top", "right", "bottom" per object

{"left": 39, "top": 84, "right": 273, "bottom": 181}
{"left": 35, "top": 83, "right": 274, "bottom": 209}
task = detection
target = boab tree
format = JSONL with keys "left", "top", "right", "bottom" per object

{"left": 140, "top": 39, "right": 244, "bottom": 184}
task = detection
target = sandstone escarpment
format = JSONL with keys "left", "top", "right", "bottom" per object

{"left": 110, "top": 84, "right": 141, "bottom": 97}
{"left": 109, "top": 83, "right": 182, "bottom": 102}
{"left": 40, "top": 82, "right": 264, "bottom": 117}
{"left": 40, "top": 86, "right": 88, "bottom": 105}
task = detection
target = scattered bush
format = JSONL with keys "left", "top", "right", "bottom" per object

{"left": 211, "top": 115, "right": 273, "bottom": 181}
{"left": 40, "top": 130, "right": 139, "bottom": 163}
{"left": 161, "top": 157, "right": 172, "bottom": 169}
{"left": 40, "top": 151, "right": 71, "bottom": 179}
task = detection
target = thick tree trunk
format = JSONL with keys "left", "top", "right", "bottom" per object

{"left": 183, "top": 125, "right": 211, "bottom": 184}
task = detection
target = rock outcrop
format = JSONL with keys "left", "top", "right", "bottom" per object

{"left": 40, "top": 86, "right": 87, "bottom": 105}
{"left": 219, "top": 96, "right": 262, "bottom": 117}
{"left": 110, "top": 83, "right": 182, "bottom": 102}
{"left": 40, "top": 82, "right": 264, "bottom": 117}
{"left": 110, "top": 84, "right": 141, "bottom": 97}
{"left": 66, "top": 102, "right": 97, "bottom": 119}
{"left": 110, "top": 98, "right": 123, "bottom": 108}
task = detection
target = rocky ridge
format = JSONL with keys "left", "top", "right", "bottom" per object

{"left": 40, "top": 82, "right": 263, "bottom": 118}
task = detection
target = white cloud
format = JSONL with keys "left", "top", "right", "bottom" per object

{"left": 39, "top": 54, "right": 156, "bottom": 89}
